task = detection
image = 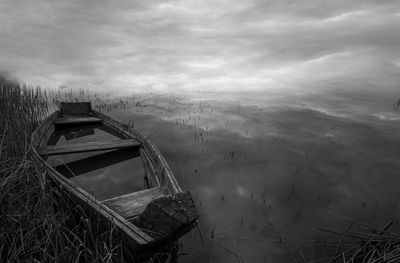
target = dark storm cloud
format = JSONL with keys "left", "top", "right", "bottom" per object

{"left": 0, "top": 0, "right": 399, "bottom": 92}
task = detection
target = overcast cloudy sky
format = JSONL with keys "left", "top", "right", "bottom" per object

{"left": 1, "top": 0, "right": 399, "bottom": 94}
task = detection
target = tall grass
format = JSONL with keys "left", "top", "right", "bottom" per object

{"left": 0, "top": 77, "right": 124, "bottom": 262}
{"left": 0, "top": 79, "right": 48, "bottom": 159}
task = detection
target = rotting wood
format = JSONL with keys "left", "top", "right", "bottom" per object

{"left": 93, "top": 111, "right": 181, "bottom": 193}
{"left": 140, "top": 149, "right": 160, "bottom": 188}
{"left": 54, "top": 149, "right": 141, "bottom": 178}
{"left": 102, "top": 187, "right": 168, "bottom": 219}
{"left": 31, "top": 115, "right": 154, "bottom": 259}
{"left": 40, "top": 139, "right": 141, "bottom": 156}
{"left": 54, "top": 117, "right": 103, "bottom": 126}
{"left": 141, "top": 139, "right": 181, "bottom": 193}
{"left": 136, "top": 191, "right": 199, "bottom": 239}
{"left": 31, "top": 104, "right": 199, "bottom": 259}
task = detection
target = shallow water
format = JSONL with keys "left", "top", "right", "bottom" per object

{"left": 50, "top": 90, "right": 400, "bottom": 262}
{"left": 47, "top": 125, "right": 147, "bottom": 200}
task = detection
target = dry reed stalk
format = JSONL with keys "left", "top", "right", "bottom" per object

{"left": 0, "top": 77, "right": 129, "bottom": 262}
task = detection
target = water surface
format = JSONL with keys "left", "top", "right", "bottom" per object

{"left": 51, "top": 90, "right": 400, "bottom": 262}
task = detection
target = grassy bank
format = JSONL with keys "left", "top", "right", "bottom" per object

{"left": 0, "top": 78, "right": 124, "bottom": 262}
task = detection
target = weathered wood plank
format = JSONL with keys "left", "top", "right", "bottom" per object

{"left": 54, "top": 117, "right": 103, "bottom": 126}
{"left": 32, "top": 106, "right": 199, "bottom": 259}
{"left": 93, "top": 110, "right": 181, "bottom": 194}
{"left": 55, "top": 149, "right": 141, "bottom": 178}
{"left": 140, "top": 149, "right": 160, "bottom": 188}
{"left": 136, "top": 191, "right": 199, "bottom": 239}
{"left": 102, "top": 187, "right": 168, "bottom": 220}
{"left": 41, "top": 139, "right": 141, "bottom": 156}
{"left": 31, "top": 111, "right": 154, "bottom": 257}
{"left": 142, "top": 139, "right": 181, "bottom": 194}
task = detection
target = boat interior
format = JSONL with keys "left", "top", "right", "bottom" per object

{"left": 33, "top": 102, "right": 198, "bottom": 242}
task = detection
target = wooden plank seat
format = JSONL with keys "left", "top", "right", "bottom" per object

{"left": 40, "top": 139, "right": 141, "bottom": 156}
{"left": 54, "top": 149, "right": 141, "bottom": 178}
{"left": 102, "top": 187, "right": 168, "bottom": 220}
{"left": 54, "top": 117, "right": 103, "bottom": 126}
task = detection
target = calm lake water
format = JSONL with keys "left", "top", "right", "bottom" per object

{"left": 49, "top": 90, "right": 400, "bottom": 262}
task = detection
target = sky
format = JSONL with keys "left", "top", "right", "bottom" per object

{"left": 0, "top": 0, "right": 400, "bottom": 94}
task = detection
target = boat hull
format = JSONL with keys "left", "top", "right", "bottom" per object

{"left": 31, "top": 105, "right": 198, "bottom": 260}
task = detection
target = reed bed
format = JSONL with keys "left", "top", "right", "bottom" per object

{"left": 0, "top": 77, "right": 125, "bottom": 262}
{"left": 290, "top": 214, "right": 400, "bottom": 263}
{"left": 0, "top": 79, "right": 48, "bottom": 159}
{"left": 313, "top": 219, "right": 400, "bottom": 263}
{"left": 0, "top": 78, "right": 178, "bottom": 262}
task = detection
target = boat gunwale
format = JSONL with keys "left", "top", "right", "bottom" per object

{"left": 31, "top": 108, "right": 194, "bottom": 255}
{"left": 92, "top": 110, "right": 182, "bottom": 194}
{"left": 30, "top": 111, "right": 156, "bottom": 254}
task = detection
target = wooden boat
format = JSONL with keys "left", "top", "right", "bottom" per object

{"left": 31, "top": 102, "right": 199, "bottom": 259}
